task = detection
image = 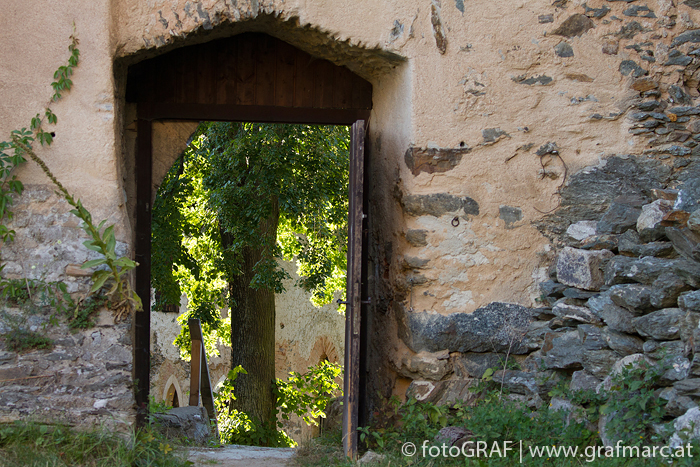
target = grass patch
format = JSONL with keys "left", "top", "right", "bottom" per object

{"left": 293, "top": 396, "right": 700, "bottom": 467}
{"left": 0, "top": 421, "right": 190, "bottom": 467}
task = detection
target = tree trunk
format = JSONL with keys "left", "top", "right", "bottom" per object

{"left": 223, "top": 197, "right": 279, "bottom": 426}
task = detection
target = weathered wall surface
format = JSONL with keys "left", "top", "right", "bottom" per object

{"left": 4, "top": 0, "right": 700, "bottom": 435}
{"left": 150, "top": 259, "right": 344, "bottom": 444}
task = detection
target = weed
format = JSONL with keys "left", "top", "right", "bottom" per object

{"left": 3, "top": 329, "right": 53, "bottom": 353}
{"left": 0, "top": 421, "right": 188, "bottom": 467}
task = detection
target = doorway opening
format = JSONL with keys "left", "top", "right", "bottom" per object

{"left": 125, "top": 31, "right": 371, "bottom": 456}
{"left": 149, "top": 121, "right": 349, "bottom": 446}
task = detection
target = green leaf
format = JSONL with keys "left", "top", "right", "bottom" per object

{"left": 103, "top": 225, "right": 116, "bottom": 253}
{"left": 81, "top": 258, "right": 107, "bottom": 269}
{"left": 112, "top": 257, "right": 137, "bottom": 269}
{"left": 90, "top": 270, "right": 111, "bottom": 293}
{"left": 83, "top": 240, "right": 104, "bottom": 252}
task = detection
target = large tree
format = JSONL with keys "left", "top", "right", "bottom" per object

{"left": 152, "top": 122, "right": 349, "bottom": 426}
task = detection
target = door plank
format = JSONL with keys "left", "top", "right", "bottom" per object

{"left": 342, "top": 120, "right": 365, "bottom": 460}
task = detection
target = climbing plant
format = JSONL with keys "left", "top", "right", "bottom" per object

{"left": 0, "top": 27, "right": 142, "bottom": 323}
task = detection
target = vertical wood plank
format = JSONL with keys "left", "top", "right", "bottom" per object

{"left": 236, "top": 36, "right": 256, "bottom": 106}
{"left": 333, "top": 66, "right": 353, "bottom": 109}
{"left": 294, "top": 53, "right": 314, "bottom": 108}
{"left": 183, "top": 46, "right": 198, "bottom": 103}
{"left": 189, "top": 338, "right": 202, "bottom": 407}
{"left": 313, "top": 61, "right": 335, "bottom": 109}
{"left": 255, "top": 35, "right": 276, "bottom": 106}
{"left": 134, "top": 117, "right": 152, "bottom": 426}
{"left": 275, "top": 40, "right": 296, "bottom": 108}
{"left": 343, "top": 120, "right": 365, "bottom": 460}
{"left": 197, "top": 43, "right": 214, "bottom": 104}
{"left": 351, "top": 78, "right": 373, "bottom": 110}
{"left": 218, "top": 39, "right": 233, "bottom": 104}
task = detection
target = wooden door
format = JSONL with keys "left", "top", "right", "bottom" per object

{"left": 342, "top": 120, "right": 366, "bottom": 459}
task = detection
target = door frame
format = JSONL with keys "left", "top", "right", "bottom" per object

{"left": 134, "top": 109, "right": 369, "bottom": 457}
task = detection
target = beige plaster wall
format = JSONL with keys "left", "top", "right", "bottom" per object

{"left": 106, "top": 0, "right": 666, "bottom": 313}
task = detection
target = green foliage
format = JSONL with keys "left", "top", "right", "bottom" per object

{"left": 0, "top": 421, "right": 187, "bottom": 467}
{"left": 148, "top": 395, "right": 174, "bottom": 416}
{"left": 215, "top": 361, "right": 342, "bottom": 447}
{"left": 151, "top": 122, "right": 350, "bottom": 357}
{"left": 12, "top": 139, "right": 142, "bottom": 318}
{"left": 0, "top": 275, "right": 106, "bottom": 351}
{"left": 275, "top": 360, "right": 342, "bottom": 426}
{"left": 3, "top": 329, "right": 53, "bottom": 353}
{"left": 601, "top": 359, "right": 669, "bottom": 446}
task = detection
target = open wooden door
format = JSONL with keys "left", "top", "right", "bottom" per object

{"left": 342, "top": 120, "right": 366, "bottom": 459}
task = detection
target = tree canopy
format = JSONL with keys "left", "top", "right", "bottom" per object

{"left": 151, "top": 122, "right": 350, "bottom": 357}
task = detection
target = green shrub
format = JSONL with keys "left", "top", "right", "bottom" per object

{"left": 215, "top": 360, "right": 342, "bottom": 447}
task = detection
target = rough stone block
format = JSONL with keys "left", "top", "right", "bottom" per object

{"left": 556, "top": 247, "right": 614, "bottom": 291}
{"left": 400, "top": 303, "right": 537, "bottom": 354}
{"left": 602, "top": 328, "right": 644, "bottom": 355}
{"left": 673, "top": 379, "right": 700, "bottom": 398}
{"left": 569, "top": 370, "right": 601, "bottom": 393}
{"left": 609, "top": 284, "right": 653, "bottom": 313}
{"left": 669, "top": 407, "right": 700, "bottom": 449}
{"left": 587, "top": 293, "right": 636, "bottom": 334}
{"left": 659, "top": 387, "right": 698, "bottom": 418}
{"left": 632, "top": 308, "right": 685, "bottom": 340}
{"left": 395, "top": 350, "right": 452, "bottom": 381}
{"left": 637, "top": 199, "right": 673, "bottom": 242}
{"left": 650, "top": 272, "right": 691, "bottom": 309}
{"left": 541, "top": 331, "right": 584, "bottom": 370}
{"left": 666, "top": 227, "right": 700, "bottom": 262}
{"left": 582, "top": 350, "right": 621, "bottom": 379}
{"left": 604, "top": 256, "right": 675, "bottom": 286}
{"left": 643, "top": 340, "right": 685, "bottom": 359}
{"left": 577, "top": 325, "right": 608, "bottom": 351}
{"left": 679, "top": 290, "right": 700, "bottom": 311}
{"left": 553, "top": 303, "right": 602, "bottom": 325}
{"left": 597, "top": 202, "right": 641, "bottom": 234}
{"left": 566, "top": 220, "right": 597, "bottom": 241}
{"left": 454, "top": 352, "right": 506, "bottom": 378}
{"left": 491, "top": 370, "right": 538, "bottom": 396}
{"left": 152, "top": 406, "right": 212, "bottom": 446}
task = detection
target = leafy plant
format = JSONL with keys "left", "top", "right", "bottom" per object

{"left": 215, "top": 361, "right": 342, "bottom": 447}
{"left": 600, "top": 359, "right": 669, "bottom": 445}
{"left": 1, "top": 28, "right": 141, "bottom": 323}
{"left": 3, "top": 328, "right": 53, "bottom": 353}
{"left": 11, "top": 137, "right": 142, "bottom": 319}
{"left": 0, "top": 421, "right": 188, "bottom": 467}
